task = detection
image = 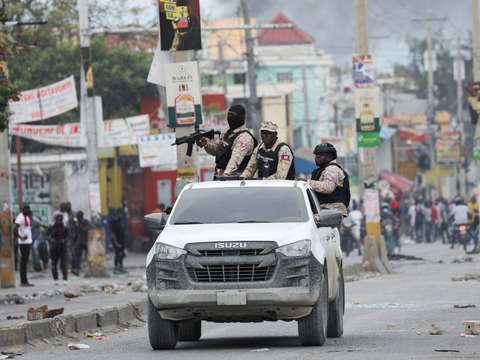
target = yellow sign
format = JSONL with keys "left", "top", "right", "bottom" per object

{"left": 160, "top": 0, "right": 176, "bottom": 3}
{"left": 426, "top": 171, "right": 440, "bottom": 189}
{"left": 119, "top": 144, "right": 138, "bottom": 155}
{"left": 0, "top": 61, "right": 8, "bottom": 78}
{"left": 164, "top": 3, "right": 176, "bottom": 12}
{"left": 436, "top": 164, "right": 454, "bottom": 176}
{"left": 178, "top": 169, "right": 196, "bottom": 179}
{"left": 166, "top": 12, "right": 180, "bottom": 20}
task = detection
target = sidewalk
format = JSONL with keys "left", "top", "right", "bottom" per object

{"left": 0, "top": 251, "right": 148, "bottom": 328}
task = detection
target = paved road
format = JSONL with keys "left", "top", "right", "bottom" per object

{"left": 17, "top": 242, "right": 480, "bottom": 359}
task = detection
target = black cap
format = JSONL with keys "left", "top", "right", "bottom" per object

{"left": 228, "top": 104, "right": 246, "bottom": 117}
{"left": 55, "top": 214, "right": 64, "bottom": 223}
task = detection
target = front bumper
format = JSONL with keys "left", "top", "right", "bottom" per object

{"left": 147, "top": 246, "right": 323, "bottom": 322}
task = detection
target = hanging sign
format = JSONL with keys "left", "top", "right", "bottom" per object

{"left": 355, "top": 87, "right": 380, "bottom": 133}
{"left": 357, "top": 132, "right": 380, "bottom": 147}
{"left": 165, "top": 61, "right": 203, "bottom": 127}
{"left": 138, "top": 133, "right": 177, "bottom": 168}
{"left": 10, "top": 122, "right": 86, "bottom": 147}
{"left": 466, "top": 82, "right": 480, "bottom": 125}
{"left": 98, "top": 115, "right": 150, "bottom": 147}
{"left": 353, "top": 54, "right": 374, "bottom": 88}
{"left": 158, "top": 0, "right": 202, "bottom": 51}
{"left": 436, "top": 132, "right": 461, "bottom": 163}
{"left": 8, "top": 76, "right": 78, "bottom": 124}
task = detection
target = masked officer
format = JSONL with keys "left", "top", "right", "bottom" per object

{"left": 299, "top": 143, "right": 350, "bottom": 217}
{"left": 197, "top": 104, "right": 256, "bottom": 176}
{"left": 241, "top": 121, "right": 295, "bottom": 180}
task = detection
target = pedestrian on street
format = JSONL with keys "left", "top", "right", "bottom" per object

{"left": 64, "top": 201, "right": 78, "bottom": 276}
{"left": 414, "top": 200, "right": 425, "bottom": 243}
{"left": 437, "top": 198, "right": 449, "bottom": 244}
{"left": 299, "top": 142, "right": 350, "bottom": 218}
{"left": 31, "top": 216, "right": 47, "bottom": 272}
{"left": 429, "top": 201, "right": 438, "bottom": 242}
{"left": 73, "top": 211, "right": 91, "bottom": 273}
{"left": 347, "top": 201, "right": 363, "bottom": 255}
{"left": 111, "top": 209, "right": 127, "bottom": 274}
{"left": 407, "top": 200, "right": 416, "bottom": 240}
{"left": 13, "top": 203, "right": 34, "bottom": 287}
{"left": 467, "top": 196, "right": 479, "bottom": 254}
{"left": 197, "top": 104, "right": 257, "bottom": 176}
{"left": 47, "top": 214, "right": 69, "bottom": 285}
{"left": 241, "top": 121, "right": 295, "bottom": 180}
{"left": 423, "top": 201, "right": 433, "bottom": 243}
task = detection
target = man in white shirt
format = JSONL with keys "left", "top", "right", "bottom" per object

{"left": 13, "top": 203, "right": 34, "bottom": 287}
{"left": 449, "top": 197, "right": 472, "bottom": 249}
{"left": 347, "top": 202, "right": 364, "bottom": 255}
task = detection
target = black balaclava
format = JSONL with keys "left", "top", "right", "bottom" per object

{"left": 227, "top": 104, "right": 246, "bottom": 130}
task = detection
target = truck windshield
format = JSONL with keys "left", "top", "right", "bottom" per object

{"left": 170, "top": 187, "right": 309, "bottom": 224}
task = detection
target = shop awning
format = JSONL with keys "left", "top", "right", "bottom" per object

{"left": 378, "top": 170, "right": 414, "bottom": 198}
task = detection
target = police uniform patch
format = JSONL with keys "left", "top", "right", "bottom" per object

{"left": 240, "top": 142, "right": 248, "bottom": 148}
{"left": 331, "top": 176, "right": 338, "bottom": 183}
{"left": 281, "top": 155, "right": 290, "bottom": 161}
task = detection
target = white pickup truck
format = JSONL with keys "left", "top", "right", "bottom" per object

{"left": 144, "top": 179, "right": 345, "bottom": 349}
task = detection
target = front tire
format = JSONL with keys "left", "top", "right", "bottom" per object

{"left": 148, "top": 295, "right": 178, "bottom": 350}
{"left": 298, "top": 270, "right": 328, "bottom": 346}
{"left": 178, "top": 321, "right": 202, "bottom": 341}
{"left": 327, "top": 269, "right": 345, "bottom": 338}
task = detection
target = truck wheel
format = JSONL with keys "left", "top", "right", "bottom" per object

{"left": 327, "top": 269, "right": 344, "bottom": 338}
{"left": 178, "top": 321, "right": 202, "bottom": 341}
{"left": 298, "top": 271, "right": 328, "bottom": 346}
{"left": 148, "top": 295, "right": 178, "bottom": 350}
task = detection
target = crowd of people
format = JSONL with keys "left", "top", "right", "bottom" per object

{"left": 13, "top": 201, "right": 128, "bottom": 287}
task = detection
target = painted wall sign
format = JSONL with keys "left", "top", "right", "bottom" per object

{"left": 11, "top": 171, "right": 51, "bottom": 204}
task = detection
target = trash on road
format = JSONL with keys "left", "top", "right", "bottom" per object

{"left": 451, "top": 273, "right": 480, "bottom": 282}
{"left": 0, "top": 351, "right": 23, "bottom": 359}
{"left": 353, "top": 299, "right": 360, "bottom": 304}
{"left": 6, "top": 316, "right": 24, "bottom": 320}
{"left": 27, "top": 305, "right": 64, "bottom": 321}
{"left": 451, "top": 255, "right": 473, "bottom": 263}
{"left": 64, "top": 290, "right": 81, "bottom": 298}
{"left": 417, "top": 331, "right": 421, "bottom": 335}
{"left": 251, "top": 349, "right": 269, "bottom": 352}
{"left": 434, "top": 350, "right": 460, "bottom": 353}
{"left": 344, "top": 276, "right": 359, "bottom": 283}
{"left": 86, "top": 333, "right": 103, "bottom": 338}
{"left": 462, "top": 321, "right": 480, "bottom": 335}
{"left": 68, "top": 343, "right": 90, "bottom": 350}
{"left": 429, "top": 324, "right": 445, "bottom": 335}
{"left": 386, "top": 323, "right": 396, "bottom": 327}
{"left": 454, "top": 304, "right": 476, "bottom": 308}
{"left": 461, "top": 333, "right": 474, "bottom": 338}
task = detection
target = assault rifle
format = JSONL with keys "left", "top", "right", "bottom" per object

{"left": 172, "top": 128, "right": 221, "bottom": 156}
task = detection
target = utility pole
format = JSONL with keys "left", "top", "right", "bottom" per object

{"left": 0, "top": 0, "right": 15, "bottom": 288}
{"left": 78, "top": 0, "right": 108, "bottom": 277}
{"left": 218, "top": 41, "right": 228, "bottom": 107}
{"left": 455, "top": 35, "right": 466, "bottom": 197}
{"left": 302, "top": 65, "right": 312, "bottom": 147}
{"left": 412, "top": 12, "right": 446, "bottom": 172}
{"left": 356, "top": 0, "right": 392, "bottom": 274}
{"left": 473, "top": 0, "right": 480, "bottom": 252}
{"left": 241, "top": 0, "right": 261, "bottom": 138}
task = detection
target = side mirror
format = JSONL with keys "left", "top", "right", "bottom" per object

{"left": 316, "top": 210, "right": 343, "bottom": 228}
{"left": 164, "top": 206, "right": 173, "bottom": 215}
{"left": 144, "top": 213, "right": 165, "bottom": 231}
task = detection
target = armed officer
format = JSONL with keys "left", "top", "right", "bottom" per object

{"left": 299, "top": 143, "right": 349, "bottom": 217}
{"left": 241, "top": 121, "right": 295, "bottom": 180}
{"left": 197, "top": 105, "right": 256, "bottom": 176}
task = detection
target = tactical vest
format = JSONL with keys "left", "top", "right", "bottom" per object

{"left": 215, "top": 130, "right": 256, "bottom": 171}
{"left": 311, "top": 163, "right": 350, "bottom": 207}
{"left": 257, "top": 142, "right": 295, "bottom": 180}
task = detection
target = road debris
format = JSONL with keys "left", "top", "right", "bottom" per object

{"left": 462, "top": 321, "right": 480, "bottom": 335}
{"left": 387, "top": 254, "right": 424, "bottom": 261}
{"left": 86, "top": 333, "right": 103, "bottom": 338}
{"left": 386, "top": 323, "right": 396, "bottom": 327}
{"left": 27, "top": 305, "right": 63, "bottom": 321}
{"left": 344, "top": 276, "right": 360, "bottom": 283}
{"left": 461, "top": 333, "right": 474, "bottom": 338}
{"left": 451, "top": 273, "right": 480, "bottom": 282}
{"left": 68, "top": 343, "right": 90, "bottom": 350}
{"left": 417, "top": 331, "right": 421, "bottom": 335}
{"left": 64, "top": 290, "right": 81, "bottom": 298}
{"left": 1, "top": 351, "right": 23, "bottom": 359}
{"left": 6, "top": 316, "right": 24, "bottom": 320}
{"left": 452, "top": 255, "right": 473, "bottom": 264}
{"left": 251, "top": 349, "right": 269, "bottom": 352}
{"left": 434, "top": 350, "right": 459, "bottom": 353}
{"left": 346, "top": 303, "right": 409, "bottom": 309}
{"left": 353, "top": 299, "right": 360, "bottom": 304}
{"left": 429, "top": 324, "right": 445, "bottom": 335}
{"left": 454, "top": 304, "right": 476, "bottom": 308}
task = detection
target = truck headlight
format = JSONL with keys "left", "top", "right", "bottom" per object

{"left": 276, "top": 240, "right": 311, "bottom": 257}
{"left": 155, "top": 243, "right": 186, "bottom": 260}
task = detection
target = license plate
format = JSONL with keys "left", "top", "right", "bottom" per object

{"left": 217, "top": 290, "right": 247, "bottom": 305}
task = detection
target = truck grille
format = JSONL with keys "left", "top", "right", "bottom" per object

{"left": 188, "top": 264, "right": 275, "bottom": 282}
{"left": 185, "top": 242, "right": 278, "bottom": 283}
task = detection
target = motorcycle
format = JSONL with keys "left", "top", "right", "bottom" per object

{"left": 451, "top": 223, "right": 471, "bottom": 251}
{"left": 382, "top": 217, "right": 400, "bottom": 255}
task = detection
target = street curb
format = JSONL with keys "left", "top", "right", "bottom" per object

{"left": 0, "top": 298, "right": 147, "bottom": 348}
{"left": 343, "top": 262, "right": 365, "bottom": 276}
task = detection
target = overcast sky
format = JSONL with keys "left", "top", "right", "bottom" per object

{"left": 195, "top": 0, "right": 473, "bottom": 74}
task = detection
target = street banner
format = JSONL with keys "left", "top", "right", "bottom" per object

{"left": 352, "top": 54, "right": 374, "bottom": 88}
{"left": 158, "top": 0, "right": 202, "bottom": 51}
{"left": 436, "top": 132, "right": 461, "bottom": 163}
{"left": 11, "top": 171, "right": 51, "bottom": 204}
{"left": 12, "top": 204, "right": 51, "bottom": 225}
{"left": 165, "top": 61, "right": 203, "bottom": 127}
{"left": 9, "top": 76, "right": 78, "bottom": 124}
{"left": 466, "top": 82, "right": 480, "bottom": 125}
{"left": 138, "top": 133, "right": 177, "bottom": 168}
{"left": 98, "top": 115, "right": 150, "bottom": 148}
{"left": 319, "top": 136, "right": 346, "bottom": 157}
{"left": 364, "top": 189, "right": 380, "bottom": 215}
{"left": 355, "top": 87, "right": 380, "bottom": 132}
{"left": 357, "top": 131, "right": 380, "bottom": 147}
{"left": 10, "top": 122, "right": 86, "bottom": 147}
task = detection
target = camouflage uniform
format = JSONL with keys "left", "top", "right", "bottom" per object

{"left": 309, "top": 163, "right": 347, "bottom": 217}
{"left": 241, "top": 139, "right": 293, "bottom": 180}
{"left": 203, "top": 124, "right": 254, "bottom": 175}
